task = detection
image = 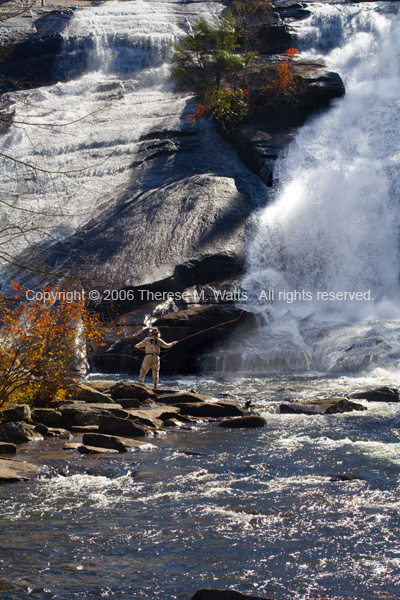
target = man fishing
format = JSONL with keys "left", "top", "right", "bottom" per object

{"left": 135, "top": 327, "right": 178, "bottom": 391}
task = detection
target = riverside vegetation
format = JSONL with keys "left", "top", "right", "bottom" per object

{"left": 171, "top": 2, "right": 304, "bottom": 134}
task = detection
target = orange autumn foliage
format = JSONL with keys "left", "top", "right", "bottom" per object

{"left": 275, "top": 47, "right": 299, "bottom": 98}
{"left": 0, "top": 283, "right": 104, "bottom": 407}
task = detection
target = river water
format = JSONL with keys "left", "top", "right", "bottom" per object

{"left": 1, "top": 1, "right": 400, "bottom": 599}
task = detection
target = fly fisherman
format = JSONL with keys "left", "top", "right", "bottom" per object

{"left": 135, "top": 327, "right": 178, "bottom": 391}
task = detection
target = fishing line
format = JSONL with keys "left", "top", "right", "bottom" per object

{"left": 92, "top": 311, "right": 244, "bottom": 362}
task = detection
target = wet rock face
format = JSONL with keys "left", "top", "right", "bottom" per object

{"left": 0, "top": 10, "right": 74, "bottom": 90}
{"left": 45, "top": 173, "right": 253, "bottom": 289}
{"left": 349, "top": 387, "right": 400, "bottom": 402}
{"left": 227, "top": 63, "right": 345, "bottom": 187}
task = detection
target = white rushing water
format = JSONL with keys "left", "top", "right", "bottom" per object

{"left": 233, "top": 1, "right": 400, "bottom": 375}
{"left": 0, "top": 0, "right": 224, "bottom": 258}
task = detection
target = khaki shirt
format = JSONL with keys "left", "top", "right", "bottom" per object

{"left": 135, "top": 336, "right": 174, "bottom": 355}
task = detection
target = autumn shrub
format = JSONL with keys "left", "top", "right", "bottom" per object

{"left": 0, "top": 283, "right": 103, "bottom": 407}
{"left": 253, "top": 48, "right": 305, "bottom": 120}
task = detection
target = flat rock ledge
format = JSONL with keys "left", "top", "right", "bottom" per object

{"left": 82, "top": 433, "right": 150, "bottom": 453}
{"left": 0, "top": 458, "right": 37, "bottom": 482}
{"left": 279, "top": 397, "right": 366, "bottom": 415}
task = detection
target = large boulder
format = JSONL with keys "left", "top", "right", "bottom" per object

{"left": 0, "top": 421, "right": 43, "bottom": 443}
{"left": 82, "top": 433, "right": 149, "bottom": 453}
{"left": 71, "top": 383, "right": 115, "bottom": 404}
{"left": 57, "top": 403, "right": 122, "bottom": 427}
{"left": 279, "top": 397, "right": 366, "bottom": 415}
{"left": 83, "top": 381, "right": 118, "bottom": 394}
{"left": 31, "top": 408, "right": 64, "bottom": 428}
{"left": 349, "top": 387, "right": 400, "bottom": 402}
{"left": 98, "top": 416, "right": 149, "bottom": 437}
{"left": 110, "top": 383, "right": 157, "bottom": 402}
{"left": 219, "top": 415, "right": 266, "bottom": 429}
{"left": 1, "top": 404, "right": 31, "bottom": 423}
{"left": 0, "top": 458, "right": 37, "bottom": 483}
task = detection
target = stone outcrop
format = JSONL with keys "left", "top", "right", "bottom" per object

{"left": 227, "top": 63, "right": 345, "bottom": 187}
{"left": 279, "top": 397, "right": 366, "bottom": 415}
{"left": 41, "top": 172, "right": 256, "bottom": 296}
{"left": 219, "top": 415, "right": 267, "bottom": 428}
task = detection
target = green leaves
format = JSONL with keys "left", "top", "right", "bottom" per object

{"left": 171, "top": 13, "right": 240, "bottom": 92}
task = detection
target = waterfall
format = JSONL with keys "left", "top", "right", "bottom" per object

{"left": 232, "top": 2, "right": 400, "bottom": 375}
{"left": 0, "top": 0, "right": 224, "bottom": 261}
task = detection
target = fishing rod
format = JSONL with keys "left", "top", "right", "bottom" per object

{"left": 92, "top": 310, "right": 244, "bottom": 362}
{"left": 174, "top": 310, "right": 244, "bottom": 343}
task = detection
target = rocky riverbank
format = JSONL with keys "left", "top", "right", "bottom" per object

{"left": 0, "top": 381, "right": 391, "bottom": 483}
